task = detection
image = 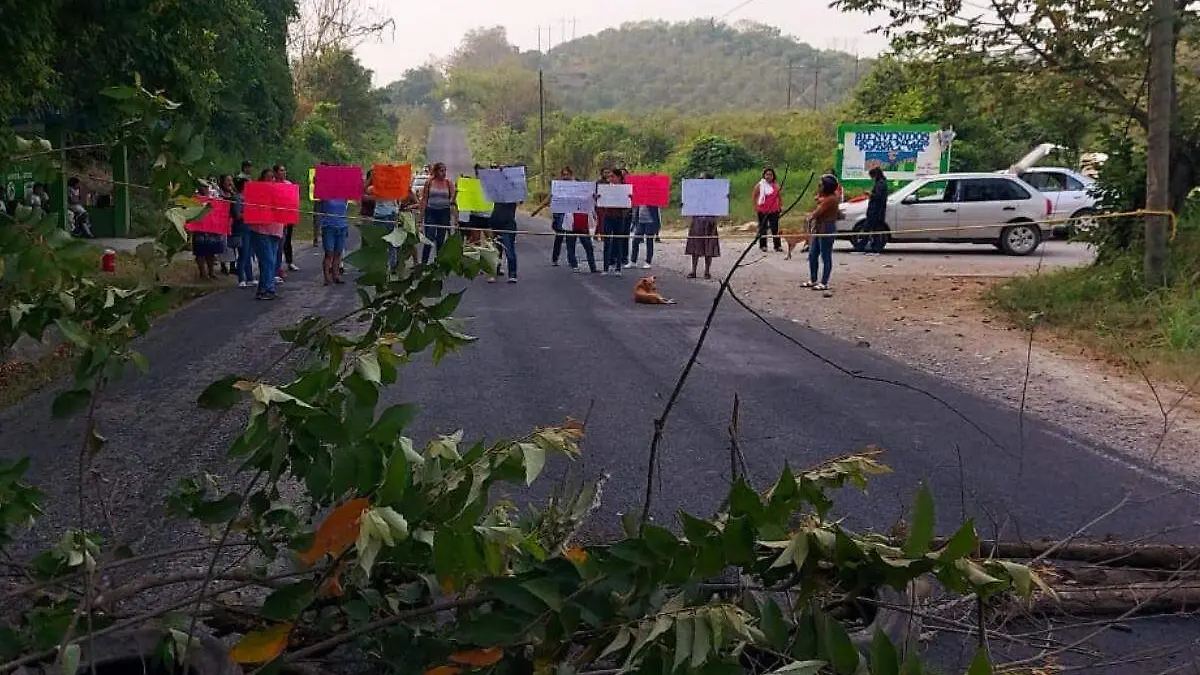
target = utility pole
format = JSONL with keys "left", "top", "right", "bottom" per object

{"left": 1145, "top": 0, "right": 1174, "bottom": 288}
{"left": 785, "top": 58, "right": 794, "bottom": 109}
{"left": 812, "top": 61, "right": 820, "bottom": 111}
{"left": 538, "top": 69, "right": 547, "bottom": 190}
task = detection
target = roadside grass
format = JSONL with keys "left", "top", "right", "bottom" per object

{"left": 0, "top": 246, "right": 216, "bottom": 409}
{"left": 987, "top": 226, "right": 1200, "bottom": 385}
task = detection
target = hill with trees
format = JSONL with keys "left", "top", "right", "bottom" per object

{"left": 540, "top": 20, "right": 866, "bottom": 112}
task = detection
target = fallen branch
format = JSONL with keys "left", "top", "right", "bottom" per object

{"left": 968, "top": 540, "right": 1200, "bottom": 570}
{"left": 1021, "top": 582, "right": 1200, "bottom": 617}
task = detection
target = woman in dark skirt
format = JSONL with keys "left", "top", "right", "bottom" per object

{"left": 193, "top": 182, "right": 227, "bottom": 280}
{"left": 684, "top": 173, "right": 720, "bottom": 280}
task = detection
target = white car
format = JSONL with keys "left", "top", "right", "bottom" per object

{"left": 411, "top": 173, "right": 431, "bottom": 199}
{"left": 1017, "top": 167, "right": 1099, "bottom": 237}
{"left": 837, "top": 172, "right": 1053, "bottom": 256}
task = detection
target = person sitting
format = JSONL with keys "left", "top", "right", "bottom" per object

{"left": 67, "top": 177, "right": 94, "bottom": 238}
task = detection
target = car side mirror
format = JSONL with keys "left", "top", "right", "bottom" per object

{"left": 901, "top": 196, "right": 916, "bottom": 205}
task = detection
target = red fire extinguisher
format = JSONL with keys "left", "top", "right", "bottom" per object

{"left": 101, "top": 249, "right": 116, "bottom": 273}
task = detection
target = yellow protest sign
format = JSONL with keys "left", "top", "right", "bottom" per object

{"left": 456, "top": 177, "right": 493, "bottom": 212}
{"left": 308, "top": 168, "right": 316, "bottom": 201}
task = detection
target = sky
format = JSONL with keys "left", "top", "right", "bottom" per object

{"left": 354, "top": 0, "right": 891, "bottom": 86}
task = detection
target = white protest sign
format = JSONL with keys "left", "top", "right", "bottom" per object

{"left": 550, "top": 180, "right": 596, "bottom": 214}
{"left": 681, "top": 179, "right": 730, "bottom": 217}
{"left": 478, "top": 166, "right": 527, "bottom": 203}
{"left": 595, "top": 183, "right": 633, "bottom": 208}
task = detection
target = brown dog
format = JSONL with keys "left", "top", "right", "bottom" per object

{"left": 634, "top": 276, "right": 676, "bottom": 305}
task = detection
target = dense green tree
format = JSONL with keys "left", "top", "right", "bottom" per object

{"left": 299, "top": 47, "right": 384, "bottom": 150}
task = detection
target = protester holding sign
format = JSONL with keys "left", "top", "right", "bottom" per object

{"left": 419, "top": 162, "right": 456, "bottom": 265}
{"left": 753, "top": 167, "right": 783, "bottom": 253}
{"left": 273, "top": 164, "right": 299, "bottom": 274}
{"left": 319, "top": 197, "right": 349, "bottom": 285}
{"left": 248, "top": 169, "right": 284, "bottom": 300}
{"left": 488, "top": 181, "right": 521, "bottom": 284}
{"left": 595, "top": 170, "right": 632, "bottom": 276}
{"left": 685, "top": 172, "right": 722, "bottom": 280}
{"left": 630, "top": 205, "right": 661, "bottom": 269}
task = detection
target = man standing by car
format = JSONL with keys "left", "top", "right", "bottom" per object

{"left": 864, "top": 166, "right": 889, "bottom": 255}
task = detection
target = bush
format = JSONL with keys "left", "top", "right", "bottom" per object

{"left": 679, "top": 134, "right": 760, "bottom": 178}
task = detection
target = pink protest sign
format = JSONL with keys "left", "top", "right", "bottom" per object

{"left": 187, "top": 197, "right": 232, "bottom": 235}
{"left": 272, "top": 182, "right": 301, "bottom": 225}
{"left": 313, "top": 165, "right": 364, "bottom": 201}
{"left": 242, "top": 181, "right": 276, "bottom": 224}
{"left": 627, "top": 174, "right": 670, "bottom": 207}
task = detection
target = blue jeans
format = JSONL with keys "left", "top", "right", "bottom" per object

{"left": 236, "top": 229, "right": 255, "bottom": 283}
{"left": 566, "top": 233, "right": 597, "bottom": 272}
{"left": 808, "top": 223, "right": 835, "bottom": 285}
{"left": 631, "top": 220, "right": 659, "bottom": 264}
{"left": 422, "top": 208, "right": 451, "bottom": 264}
{"left": 494, "top": 224, "right": 518, "bottom": 278}
{"left": 252, "top": 232, "right": 280, "bottom": 294}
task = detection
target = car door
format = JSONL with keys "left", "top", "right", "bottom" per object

{"left": 1021, "top": 171, "right": 1077, "bottom": 220}
{"left": 1056, "top": 172, "right": 1092, "bottom": 218}
{"left": 956, "top": 177, "right": 1032, "bottom": 239}
{"left": 893, "top": 179, "right": 959, "bottom": 240}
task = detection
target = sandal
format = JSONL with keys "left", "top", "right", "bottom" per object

{"left": 813, "top": 283, "right": 828, "bottom": 291}
{"left": 801, "top": 281, "right": 815, "bottom": 288}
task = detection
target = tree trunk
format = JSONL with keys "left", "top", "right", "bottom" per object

{"left": 967, "top": 539, "right": 1200, "bottom": 569}
{"left": 1021, "top": 582, "right": 1200, "bottom": 618}
{"left": 1144, "top": 0, "right": 1175, "bottom": 288}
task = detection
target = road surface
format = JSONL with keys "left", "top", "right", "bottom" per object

{"left": 2, "top": 125, "right": 1197, "bottom": 671}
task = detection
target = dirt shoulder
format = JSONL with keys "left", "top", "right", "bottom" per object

{"left": 649, "top": 232, "right": 1200, "bottom": 480}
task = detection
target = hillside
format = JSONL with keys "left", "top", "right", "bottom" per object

{"left": 539, "top": 20, "right": 866, "bottom": 112}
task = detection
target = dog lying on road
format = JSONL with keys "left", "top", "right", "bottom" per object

{"left": 634, "top": 276, "right": 676, "bottom": 305}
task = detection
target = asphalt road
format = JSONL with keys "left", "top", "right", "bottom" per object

{"left": 2, "top": 125, "right": 1198, "bottom": 670}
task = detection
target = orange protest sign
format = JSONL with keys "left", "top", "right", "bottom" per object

{"left": 372, "top": 164, "right": 412, "bottom": 200}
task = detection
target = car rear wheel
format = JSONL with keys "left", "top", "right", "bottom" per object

{"left": 849, "top": 221, "right": 888, "bottom": 253}
{"left": 1069, "top": 208, "right": 1100, "bottom": 234}
{"left": 999, "top": 221, "right": 1042, "bottom": 256}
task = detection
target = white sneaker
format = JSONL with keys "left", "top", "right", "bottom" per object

{"left": 640, "top": 263, "right": 651, "bottom": 269}
{"left": 508, "top": 277, "right": 518, "bottom": 283}
{"left": 602, "top": 270, "right": 610, "bottom": 276}
{"left": 237, "top": 281, "right": 248, "bottom": 288}
{"left": 614, "top": 270, "right": 623, "bottom": 277}
{"left": 275, "top": 276, "right": 285, "bottom": 283}
{"left": 572, "top": 267, "right": 582, "bottom": 274}
{"left": 288, "top": 263, "right": 300, "bottom": 272}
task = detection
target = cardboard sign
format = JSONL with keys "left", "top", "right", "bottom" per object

{"left": 681, "top": 179, "right": 731, "bottom": 217}
{"left": 626, "top": 173, "right": 670, "bottom": 207}
{"left": 273, "top": 182, "right": 301, "bottom": 225}
{"left": 242, "top": 181, "right": 276, "bottom": 225}
{"left": 242, "top": 181, "right": 301, "bottom": 225}
{"left": 550, "top": 180, "right": 596, "bottom": 214}
{"left": 314, "top": 165, "right": 364, "bottom": 201}
{"left": 307, "top": 168, "right": 316, "bottom": 201}
{"left": 187, "top": 197, "right": 232, "bottom": 235}
{"left": 372, "top": 164, "right": 412, "bottom": 200}
{"left": 478, "top": 166, "right": 527, "bottom": 203}
{"left": 456, "top": 178, "right": 494, "bottom": 213}
{"left": 596, "top": 184, "right": 633, "bottom": 209}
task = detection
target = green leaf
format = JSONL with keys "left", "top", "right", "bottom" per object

{"left": 428, "top": 291, "right": 464, "bottom": 320}
{"left": 759, "top": 598, "right": 788, "bottom": 650}
{"left": 902, "top": 651, "right": 923, "bottom": 675}
{"left": 261, "top": 581, "right": 315, "bottom": 621}
{"left": 181, "top": 134, "right": 205, "bottom": 164}
{"left": 520, "top": 443, "right": 546, "bottom": 486}
{"left": 672, "top": 615, "right": 693, "bottom": 672}
{"left": 356, "top": 352, "right": 382, "bottom": 384}
{"left": 55, "top": 319, "right": 90, "bottom": 347}
{"left": 690, "top": 610, "right": 711, "bottom": 668}
{"left": 52, "top": 389, "right": 92, "bottom": 419}
{"left": 191, "top": 493, "right": 243, "bottom": 524}
{"left": 996, "top": 560, "right": 1033, "bottom": 597}
{"left": 377, "top": 448, "right": 409, "bottom": 507}
{"left": 60, "top": 643, "right": 80, "bottom": 675}
{"left": 904, "top": 483, "right": 935, "bottom": 557}
{"left": 371, "top": 404, "right": 418, "bottom": 442}
{"left": 966, "top": 647, "right": 992, "bottom": 675}
{"left": 130, "top": 351, "right": 150, "bottom": 374}
{"left": 521, "top": 578, "right": 563, "bottom": 610}
{"left": 198, "top": 376, "right": 245, "bottom": 410}
{"left": 870, "top": 630, "right": 900, "bottom": 675}
{"left": 764, "top": 662, "right": 825, "bottom": 675}
{"left": 455, "top": 613, "right": 528, "bottom": 646}
{"left": 820, "top": 611, "right": 859, "bottom": 675}
{"left": 599, "top": 628, "right": 632, "bottom": 659}
{"left": 935, "top": 520, "right": 977, "bottom": 562}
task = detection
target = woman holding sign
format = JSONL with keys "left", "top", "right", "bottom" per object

{"left": 685, "top": 173, "right": 721, "bottom": 280}
{"left": 419, "top": 162, "right": 456, "bottom": 265}
{"left": 596, "top": 170, "right": 632, "bottom": 276}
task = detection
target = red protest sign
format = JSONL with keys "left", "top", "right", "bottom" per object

{"left": 242, "top": 182, "right": 301, "bottom": 224}
{"left": 273, "top": 182, "right": 301, "bottom": 225}
{"left": 627, "top": 174, "right": 670, "bottom": 207}
{"left": 242, "top": 181, "right": 276, "bottom": 225}
{"left": 187, "top": 197, "right": 232, "bottom": 235}
{"left": 372, "top": 164, "right": 412, "bottom": 200}
{"left": 314, "top": 165, "right": 364, "bottom": 201}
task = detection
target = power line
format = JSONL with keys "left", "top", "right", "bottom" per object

{"left": 718, "top": 0, "right": 759, "bottom": 20}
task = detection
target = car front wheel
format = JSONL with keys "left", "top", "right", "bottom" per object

{"left": 999, "top": 222, "right": 1042, "bottom": 256}
{"left": 849, "top": 221, "right": 888, "bottom": 253}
